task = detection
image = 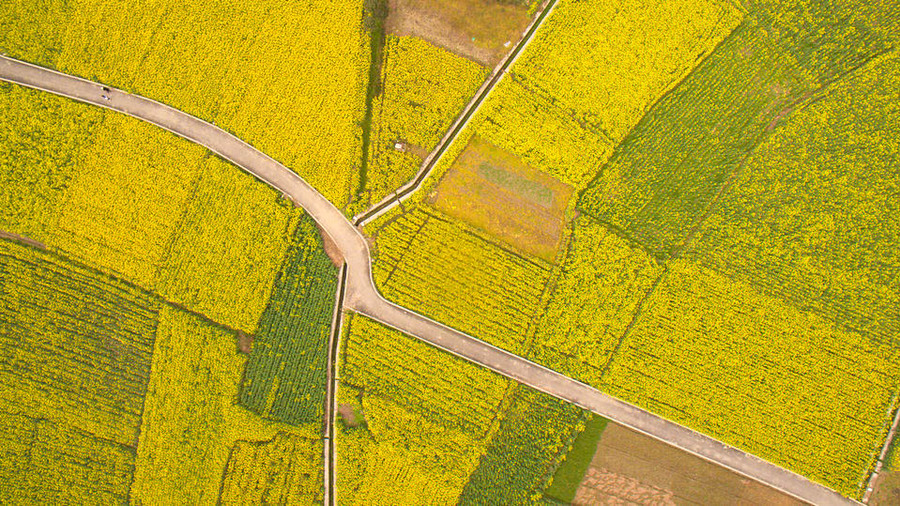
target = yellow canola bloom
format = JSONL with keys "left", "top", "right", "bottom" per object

{"left": 602, "top": 260, "right": 900, "bottom": 497}
{"left": 364, "top": 36, "right": 488, "bottom": 206}
{"left": 132, "top": 306, "right": 320, "bottom": 504}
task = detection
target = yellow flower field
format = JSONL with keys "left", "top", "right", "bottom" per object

{"left": 132, "top": 306, "right": 321, "bottom": 503}
{"left": 2, "top": 0, "right": 370, "bottom": 208}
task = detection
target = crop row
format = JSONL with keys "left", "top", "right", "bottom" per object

{"left": 515, "top": 0, "right": 741, "bottom": 146}
{"left": 220, "top": 432, "right": 323, "bottom": 504}
{"left": 374, "top": 207, "right": 551, "bottom": 354}
{"left": 336, "top": 383, "right": 498, "bottom": 504}
{"left": 132, "top": 306, "right": 320, "bottom": 503}
{"left": 459, "top": 385, "right": 588, "bottom": 504}
{"left": 1, "top": 81, "right": 304, "bottom": 334}
{"left": 475, "top": 77, "right": 612, "bottom": 188}
{"left": 240, "top": 217, "right": 338, "bottom": 426}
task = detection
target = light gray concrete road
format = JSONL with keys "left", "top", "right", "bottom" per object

{"left": 0, "top": 55, "right": 857, "bottom": 506}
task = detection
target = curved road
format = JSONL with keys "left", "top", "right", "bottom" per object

{"left": 0, "top": 55, "right": 855, "bottom": 506}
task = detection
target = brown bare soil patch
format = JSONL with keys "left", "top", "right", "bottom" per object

{"left": 386, "top": 0, "right": 533, "bottom": 66}
{"left": 236, "top": 331, "right": 253, "bottom": 354}
{"left": 573, "top": 423, "right": 807, "bottom": 506}
{"left": 871, "top": 470, "right": 900, "bottom": 505}
{"left": 338, "top": 403, "right": 361, "bottom": 427}
{"left": 0, "top": 230, "right": 46, "bottom": 250}
{"left": 315, "top": 222, "right": 345, "bottom": 268}
{"left": 574, "top": 468, "right": 674, "bottom": 505}
{"left": 431, "top": 136, "right": 573, "bottom": 262}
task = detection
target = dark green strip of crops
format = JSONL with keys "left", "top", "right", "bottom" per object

{"left": 240, "top": 216, "right": 338, "bottom": 425}
{"left": 577, "top": 0, "right": 897, "bottom": 257}
{"left": 458, "top": 386, "right": 588, "bottom": 505}
{"left": 355, "top": 0, "right": 389, "bottom": 202}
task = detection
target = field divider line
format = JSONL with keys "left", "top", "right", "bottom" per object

{"left": 353, "top": 0, "right": 561, "bottom": 226}
{"left": 862, "top": 391, "right": 900, "bottom": 503}
{"left": 323, "top": 264, "right": 348, "bottom": 506}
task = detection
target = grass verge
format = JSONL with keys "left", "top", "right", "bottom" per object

{"left": 545, "top": 415, "right": 608, "bottom": 502}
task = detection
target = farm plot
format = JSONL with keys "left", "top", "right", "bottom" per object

{"left": 529, "top": 217, "right": 663, "bottom": 387}
{"left": 386, "top": 0, "right": 534, "bottom": 66}
{"left": 459, "top": 385, "right": 590, "bottom": 504}
{"left": 339, "top": 314, "right": 591, "bottom": 504}
{"left": 514, "top": 0, "right": 741, "bottom": 145}
{"left": 569, "top": 423, "right": 805, "bottom": 505}
{"left": 132, "top": 306, "right": 320, "bottom": 504}
{"left": 155, "top": 155, "right": 301, "bottom": 333}
{"left": 240, "top": 217, "right": 338, "bottom": 425}
{"left": 474, "top": 77, "right": 614, "bottom": 189}
{"left": 372, "top": 207, "right": 552, "bottom": 353}
{"left": 0, "top": 413, "right": 135, "bottom": 504}
{"left": 0, "top": 84, "right": 103, "bottom": 242}
{"left": 362, "top": 35, "right": 487, "bottom": 208}
{"left": 338, "top": 392, "right": 490, "bottom": 504}
{"left": 599, "top": 260, "right": 900, "bottom": 497}
{"left": 220, "top": 432, "right": 323, "bottom": 504}
{"left": 431, "top": 136, "right": 574, "bottom": 262}
{"left": 689, "top": 50, "right": 900, "bottom": 344}
{"left": 50, "top": 112, "right": 207, "bottom": 286}
{"left": 1, "top": 83, "right": 305, "bottom": 334}
{"left": 338, "top": 315, "right": 511, "bottom": 504}
{"left": 342, "top": 315, "right": 511, "bottom": 438}
{"left": 578, "top": 0, "right": 897, "bottom": 256}
{"left": 1, "top": 0, "right": 370, "bottom": 207}
{"left": 0, "top": 239, "right": 158, "bottom": 501}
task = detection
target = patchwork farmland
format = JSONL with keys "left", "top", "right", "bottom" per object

{"left": 1, "top": 0, "right": 897, "bottom": 504}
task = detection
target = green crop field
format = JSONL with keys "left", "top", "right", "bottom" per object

{"left": 241, "top": 216, "right": 339, "bottom": 425}
{"left": 0, "top": 239, "right": 157, "bottom": 502}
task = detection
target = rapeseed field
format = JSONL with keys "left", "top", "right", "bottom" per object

{"left": 2, "top": 0, "right": 899, "bottom": 501}
{"left": 361, "top": 35, "right": 487, "bottom": 208}
{"left": 1, "top": 0, "right": 370, "bottom": 207}
{"left": 1, "top": 87, "right": 303, "bottom": 333}
{"left": 363, "top": 0, "right": 900, "bottom": 499}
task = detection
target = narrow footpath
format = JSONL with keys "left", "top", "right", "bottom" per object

{"left": 0, "top": 55, "right": 856, "bottom": 506}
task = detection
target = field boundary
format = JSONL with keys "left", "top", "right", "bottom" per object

{"left": 323, "top": 264, "right": 348, "bottom": 506}
{"left": 352, "top": 0, "right": 560, "bottom": 226}
{"left": 863, "top": 393, "right": 900, "bottom": 503}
